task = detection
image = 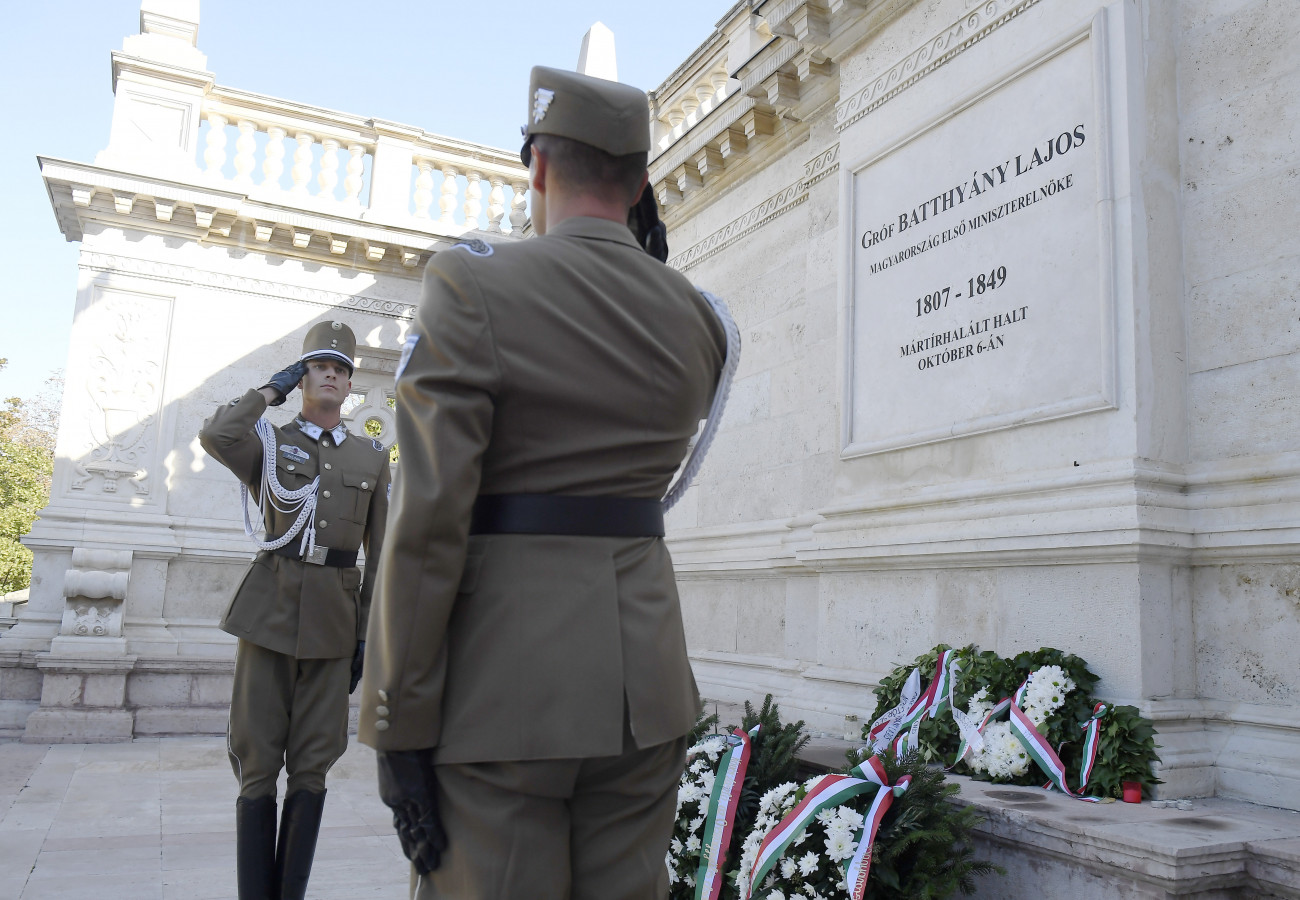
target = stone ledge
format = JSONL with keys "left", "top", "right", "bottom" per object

{"left": 133, "top": 705, "right": 227, "bottom": 736}
{"left": 794, "top": 730, "right": 1300, "bottom": 899}
{"left": 22, "top": 708, "right": 133, "bottom": 744}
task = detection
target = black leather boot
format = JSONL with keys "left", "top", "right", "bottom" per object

{"left": 235, "top": 794, "right": 278, "bottom": 900}
{"left": 276, "top": 789, "right": 327, "bottom": 900}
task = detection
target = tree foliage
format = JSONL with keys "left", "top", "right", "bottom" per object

{"left": 0, "top": 360, "right": 60, "bottom": 594}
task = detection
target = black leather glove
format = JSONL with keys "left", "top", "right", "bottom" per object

{"left": 376, "top": 749, "right": 446, "bottom": 875}
{"left": 627, "top": 184, "right": 669, "bottom": 262}
{"left": 259, "top": 360, "right": 308, "bottom": 407}
{"left": 349, "top": 641, "right": 365, "bottom": 694}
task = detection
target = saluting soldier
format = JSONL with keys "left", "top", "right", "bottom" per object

{"left": 359, "top": 67, "right": 733, "bottom": 900}
{"left": 199, "top": 320, "right": 391, "bottom": 900}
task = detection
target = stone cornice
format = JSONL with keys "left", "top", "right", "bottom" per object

{"left": 40, "top": 156, "right": 512, "bottom": 274}
{"left": 78, "top": 251, "right": 416, "bottom": 320}
{"left": 835, "top": 0, "right": 1042, "bottom": 132}
{"left": 668, "top": 142, "right": 838, "bottom": 271}
{"left": 669, "top": 178, "right": 808, "bottom": 271}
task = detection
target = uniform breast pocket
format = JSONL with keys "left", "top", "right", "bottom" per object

{"left": 341, "top": 473, "right": 375, "bottom": 522}
{"left": 274, "top": 460, "right": 313, "bottom": 493}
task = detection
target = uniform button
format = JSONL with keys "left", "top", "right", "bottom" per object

{"left": 324, "top": 463, "right": 333, "bottom": 470}
{"left": 375, "top": 705, "right": 390, "bottom": 717}
{"left": 322, "top": 490, "right": 331, "bottom": 498}
{"left": 374, "top": 720, "right": 390, "bottom": 732}
{"left": 319, "top": 519, "right": 328, "bottom": 528}
{"left": 361, "top": 481, "right": 369, "bottom": 490}
{"left": 287, "top": 464, "right": 295, "bottom": 471}
{"left": 322, "top": 438, "right": 331, "bottom": 447}
{"left": 378, "top": 689, "right": 389, "bottom": 702}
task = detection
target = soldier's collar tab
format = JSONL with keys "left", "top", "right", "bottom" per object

{"left": 295, "top": 417, "right": 348, "bottom": 445}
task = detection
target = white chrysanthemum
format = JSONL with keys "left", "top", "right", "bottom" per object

{"left": 815, "top": 807, "right": 836, "bottom": 827}
{"left": 689, "top": 815, "right": 706, "bottom": 833}
{"left": 780, "top": 857, "right": 797, "bottom": 879}
{"left": 836, "top": 806, "right": 865, "bottom": 832}
{"left": 698, "top": 770, "right": 717, "bottom": 797}
{"left": 685, "top": 835, "right": 701, "bottom": 853}
{"left": 798, "top": 852, "right": 818, "bottom": 876}
{"left": 825, "top": 831, "right": 856, "bottom": 862}
{"left": 770, "top": 890, "right": 786, "bottom": 900}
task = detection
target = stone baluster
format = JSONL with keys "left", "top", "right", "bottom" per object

{"left": 344, "top": 143, "right": 365, "bottom": 205}
{"left": 233, "top": 120, "right": 257, "bottom": 186}
{"left": 438, "top": 165, "right": 459, "bottom": 225}
{"left": 681, "top": 95, "right": 700, "bottom": 126}
{"left": 463, "top": 172, "right": 483, "bottom": 229}
{"left": 263, "top": 126, "right": 286, "bottom": 188}
{"left": 318, "top": 138, "right": 340, "bottom": 199}
{"left": 696, "top": 83, "right": 717, "bottom": 117}
{"left": 711, "top": 69, "right": 730, "bottom": 103}
{"left": 203, "top": 112, "right": 227, "bottom": 177}
{"left": 290, "top": 132, "right": 315, "bottom": 195}
{"left": 413, "top": 161, "right": 435, "bottom": 218}
{"left": 486, "top": 177, "right": 506, "bottom": 233}
{"left": 509, "top": 181, "right": 529, "bottom": 231}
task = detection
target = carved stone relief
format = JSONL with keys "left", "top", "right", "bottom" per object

{"left": 69, "top": 289, "right": 171, "bottom": 497}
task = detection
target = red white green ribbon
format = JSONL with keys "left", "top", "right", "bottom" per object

{"left": 844, "top": 755, "right": 911, "bottom": 900}
{"left": 952, "top": 697, "right": 1010, "bottom": 767}
{"left": 869, "top": 650, "right": 957, "bottom": 756}
{"left": 1006, "top": 703, "right": 1101, "bottom": 801}
{"left": 745, "top": 773, "right": 879, "bottom": 898}
{"left": 867, "top": 667, "right": 921, "bottom": 751}
{"left": 949, "top": 676, "right": 1104, "bottom": 801}
{"left": 1077, "top": 702, "right": 1108, "bottom": 791}
{"left": 890, "top": 650, "right": 954, "bottom": 755}
{"left": 694, "top": 725, "right": 758, "bottom": 900}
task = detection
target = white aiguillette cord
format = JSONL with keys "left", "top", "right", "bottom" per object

{"left": 240, "top": 418, "right": 320, "bottom": 557}
{"left": 663, "top": 290, "right": 741, "bottom": 513}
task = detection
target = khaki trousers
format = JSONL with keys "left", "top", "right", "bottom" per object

{"left": 413, "top": 724, "right": 687, "bottom": 900}
{"left": 227, "top": 639, "right": 350, "bottom": 799}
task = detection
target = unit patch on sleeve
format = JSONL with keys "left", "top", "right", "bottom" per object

{"left": 395, "top": 334, "right": 419, "bottom": 383}
{"left": 450, "top": 238, "right": 494, "bottom": 257}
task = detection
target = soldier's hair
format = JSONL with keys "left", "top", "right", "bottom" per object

{"left": 532, "top": 134, "right": 647, "bottom": 205}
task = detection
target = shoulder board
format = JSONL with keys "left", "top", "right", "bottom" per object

{"left": 371, "top": 438, "right": 385, "bottom": 452}
{"left": 449, "top": 238, "right": 494, "bottom": 258}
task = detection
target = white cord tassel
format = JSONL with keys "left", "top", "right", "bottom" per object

{"left": 240, "top": 418, "right": 320, "bottom": 555}
{"left": 663, "top": 290, "right": 741, "bottom": 513}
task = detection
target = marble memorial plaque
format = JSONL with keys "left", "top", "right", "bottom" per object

{"left": 842, "top": 34, "right": 1115, "bottom": 457}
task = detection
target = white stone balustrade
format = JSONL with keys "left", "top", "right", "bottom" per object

{"left": 410, "top": 148, "right": 529, "bottom": 234}
{"left": 192, "top": 86, "right": 528, "bottom": 236}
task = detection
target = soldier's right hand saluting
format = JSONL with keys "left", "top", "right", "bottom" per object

{"left": 259, "top": 360, "right": 309, "bottom": 406}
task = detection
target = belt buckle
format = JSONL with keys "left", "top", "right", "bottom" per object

{"left": 303, "top": 546, "right": 328, "bottom": 566}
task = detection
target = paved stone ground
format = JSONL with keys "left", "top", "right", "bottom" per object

{"left": 0, "top": 736, "right": 408, "bottom": 900}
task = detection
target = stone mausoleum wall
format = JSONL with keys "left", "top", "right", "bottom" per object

{"left": 651, "top": 0, "right": 1300, "bottom": 812}
{"left": 0, "top": 0, "right": 529, "bottom": 741}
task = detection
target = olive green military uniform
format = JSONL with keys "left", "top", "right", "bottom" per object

{"left": 359, "top": 67, "right": 727, "bottom": 900}
{"left": 201, "top": 387, "right": 390, "bottom": 797}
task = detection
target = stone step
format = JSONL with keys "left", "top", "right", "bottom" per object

{"left": 0, "top": 698, "right": 37, "bottom": 739}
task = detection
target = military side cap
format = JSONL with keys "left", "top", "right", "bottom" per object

{"left": 300, "top": 320, "right": 356, "bottom": 374}
{"left": 520, "top": 66, "right": 650, "bottom": 165}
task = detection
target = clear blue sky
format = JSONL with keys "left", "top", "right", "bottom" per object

{"left": 0, "top": 0, "right": 731, "bottom": 403}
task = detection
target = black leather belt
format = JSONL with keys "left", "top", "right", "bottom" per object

{"left": 470, "top": 493, "right": 664, "bottom": 537}
{"left": 268, "top": 544, "right": 359, "bottom": 567}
